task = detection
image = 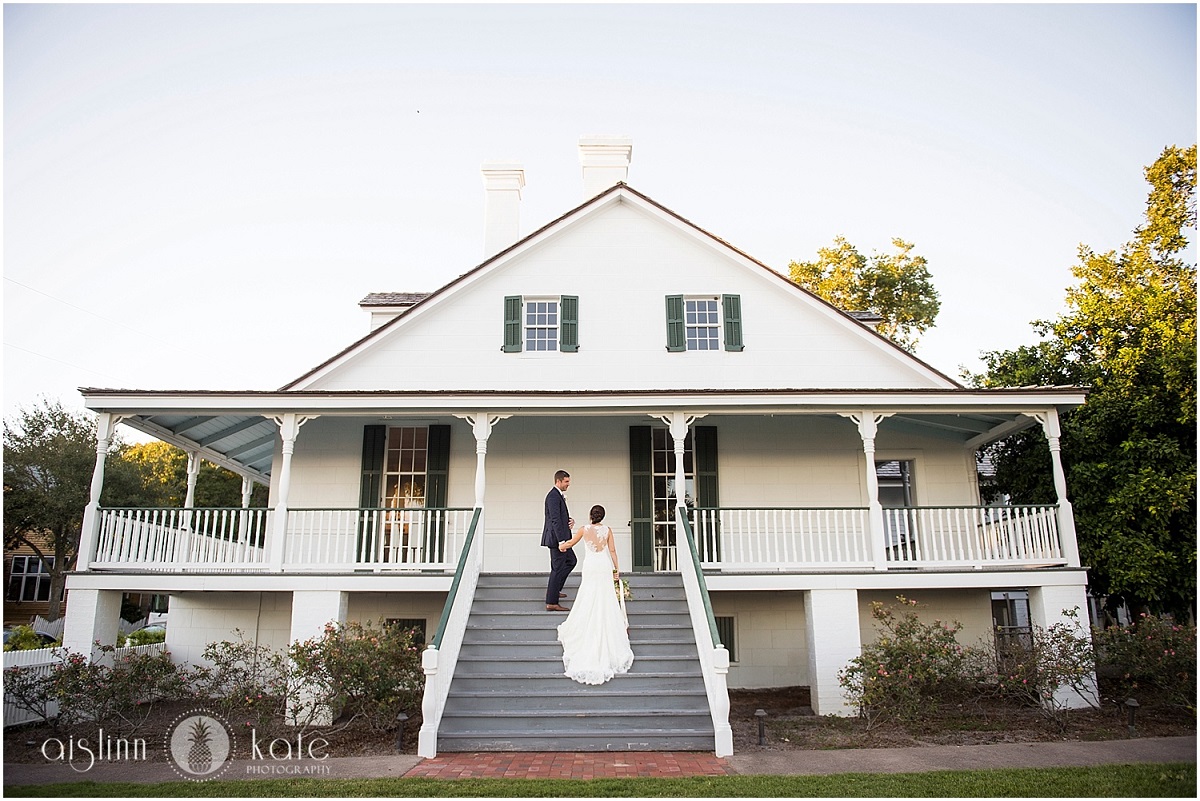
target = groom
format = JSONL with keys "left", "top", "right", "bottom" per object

{"left": 541, "top": 470, "right": 575, "bottom": 611}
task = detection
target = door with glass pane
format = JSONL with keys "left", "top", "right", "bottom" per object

{"left": 382, "top": 427, "right": 428, "bottom": 563}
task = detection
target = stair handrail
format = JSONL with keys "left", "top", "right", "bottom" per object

{"left": 675, "top": 508, "right": 734, "bottom": 756}
{"left": 417, "top": 506, "right": 483, "bottom": 758}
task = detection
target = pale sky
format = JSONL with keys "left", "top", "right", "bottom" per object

{"left": 4, "top": 3, "right": 1196, "bottom": 429}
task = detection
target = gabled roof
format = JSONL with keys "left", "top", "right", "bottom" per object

{"left": 281, "top": 182, "right": 961, "bottom": 391}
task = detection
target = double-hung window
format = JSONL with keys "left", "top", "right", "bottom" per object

{"left": 666, "top": 294, "right": 744, "bottom": 352}
{"left": 503, "top": 295, "right": 579, "bottom": 353}
{"left": 6, "top": 556, "right": 53, "bottom": 602}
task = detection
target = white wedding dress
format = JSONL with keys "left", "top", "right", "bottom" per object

{"left": 556, "top": 524, "right": 635, "bottom": 685}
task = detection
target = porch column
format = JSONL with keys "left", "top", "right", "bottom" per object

{"left": 657, "top": 411, "right": 704, "bottom": 562}
{"left": 1029, "top": 410, "right": 1081, "bottom": 567}
{"left": 804, "top": 588, "right": 861, "bottom": 716}
{"left": 455, "top": 413, "right": 510, "bottom": 569}
{"left": 62, "top": 588, "right": 123, "bottom": 663}
{"left": 77, "top": 413, "right": 122, "bottom": 572}
{"left": 1028, "top": 583, "right": 1098, "bottom": 709}
{"left": 287, "top": 590, "right": 348, "bottom": 725}
{"left": 840, "top": 412, "right": 893, "bottom": 570}
{"left": 241, "top": 477, "right": 254, "bottom": 509}
{"left": 268, "top": 414, "right": 315, "bottom": 572}
{"left": 184, "top": 451, "right": 201, "bottom": 509}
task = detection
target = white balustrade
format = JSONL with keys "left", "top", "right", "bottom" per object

{"left": 695, "top": 505, "right": 1062, "bottom": 571}
{"left": 695, "top": 507, "right": 872, "bottom": 570}
{"left": 94, "top": 508, "right": 268, "bottom": 570}
{"left": 285, "top": 508, "right": 473, "bottom": 572}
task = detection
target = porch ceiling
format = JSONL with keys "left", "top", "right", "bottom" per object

{"left": 95, "top": 388, "right": 1080, "bottom": 483}
{"left": 122, "top": 412, "right": 276, "bottom": 482}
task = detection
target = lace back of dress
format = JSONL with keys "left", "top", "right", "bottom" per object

{"left": 582, "top": 524, "right": 609, "bottom": 553}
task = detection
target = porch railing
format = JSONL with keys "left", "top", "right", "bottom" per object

{"left": 694, "top": 505, "right": 1065, "bottom": 571}
{"left": 285, "top": 508, "right": 475, "bottom": 572}
{"left": 93, "top": 507, "right": 473, "bottom": 572}
{"left": 94, "top": 507, "right": 270, "bottom": 570}
{"left": 882, "top": 505, "right": 1064, "bottom": 568}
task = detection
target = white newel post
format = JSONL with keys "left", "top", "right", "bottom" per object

{"left": 77, "top": 412, "right": 122, "bottom": 572}
{"left": 269, "top": 414, "right": 314, "bottom": 572}
{"left": 1031, "top": 410, "right": 1081, "bottom": 567}
{"left": 841, "top": 412, "right": 893, "bottom": 570}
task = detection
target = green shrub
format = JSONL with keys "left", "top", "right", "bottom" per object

{"left": 189, "top": 630, "right": 291, "bottom": 738}
{"left": 838, "top": 596, "right": 989, "bottom": 728}
{"left": 988, "top": 607, "right": 1100, "bottom": 726}
{"left": 1094, "top": 613, "right": 1196, "bottom": 711}
{"left": 3, "top": 625, "right": 58, "bottom": 651}
{"left": 288, "top": 620, "right": 423, "bottom": 732}
{"left": 122, "top": 627, "right": 166, "bottom": 647}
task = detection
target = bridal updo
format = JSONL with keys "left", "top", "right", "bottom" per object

{"left": 589, "top": 505, "right": 605, "bottom": 524}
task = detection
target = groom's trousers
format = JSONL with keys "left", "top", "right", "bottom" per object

{"left": 546, "top": 545, "right": 578, "bottom": 605}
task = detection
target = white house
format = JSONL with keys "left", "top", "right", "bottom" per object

{"left": 66, "top": 136, "right": 1092, "bottom": 756}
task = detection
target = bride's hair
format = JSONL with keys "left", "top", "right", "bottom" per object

{"left": 589, "top": 505, "right": 605, "bottom": 524}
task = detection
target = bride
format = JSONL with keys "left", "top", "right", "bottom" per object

{"left": 556, "top": 504, "right": 635, "bottom": 685}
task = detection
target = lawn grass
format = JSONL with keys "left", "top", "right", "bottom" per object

{"left": 5, "top": 762, "right": 1194, "bottom": 798}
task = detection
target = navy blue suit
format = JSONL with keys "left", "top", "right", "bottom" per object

{"left": 542, "top": 487, "right": 577, "bottom": 604}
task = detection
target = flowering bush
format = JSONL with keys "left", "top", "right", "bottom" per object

{"left": 1094, "top": 613, "right": 1196, "bottom": 711}
{"left": 189, "top": 630, "right": 291, "bottom": 737}
{"left": 988, "top": 607, "right": 1100, "bottom": 726}
{"left": 288, "top": 620, "right": 423, "bottom": 732}
{"left": 3, "top": 644, "right": 189, "bottom": 734}
{"left": 837, "top": 596, "right": 989, "bottom": 729}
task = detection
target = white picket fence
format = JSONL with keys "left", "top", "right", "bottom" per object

{"left": 2, "top": 642, "right": 166, "bottom": 728}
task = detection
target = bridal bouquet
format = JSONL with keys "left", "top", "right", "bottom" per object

{"left": 614, "top": 575, "right": 632, "bottom": 600}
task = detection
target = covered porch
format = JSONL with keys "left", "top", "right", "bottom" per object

{"left": 75, "top": 387, "right": 1086, "bottom": 578}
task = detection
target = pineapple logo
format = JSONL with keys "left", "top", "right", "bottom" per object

{"left": 165, "top": 710, "right": 233, "bottom": 781}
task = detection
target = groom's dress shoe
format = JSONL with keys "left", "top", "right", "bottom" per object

{"left": 545, "top": 604, "right": 570, "bottom": 612}
{"left": 559, "top": 593, "right": 568, "bottom": 598}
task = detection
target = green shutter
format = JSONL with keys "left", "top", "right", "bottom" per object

{"left": 425, "top": 424, "right": 451, "bottom": 562}
{"left": 629, "top": 426, "right": 654, "bottom": 572}
{"left": 665, "top": 295, "right": 686, "bottom": 352}
{"left": 694, "top": 425, "right": 721, "bottom": 561}
{"left": 559, "top": 295, "right": 579, "bottom": 353}
{"left": 426, "top": 425, "right": 451, "bottom": 508}
{"left": 358, "top": 425, "right": 387, "bottom": 562}
{"left": 722, "top": 294, "right": 744, "bottom": 352}
{"left": 503, "top": 296, "right": 523, "bottom": 352}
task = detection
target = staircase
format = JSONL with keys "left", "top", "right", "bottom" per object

{"left": 437, "top": 572, "right": 715, "bottom": 752}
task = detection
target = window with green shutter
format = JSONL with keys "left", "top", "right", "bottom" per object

{"left": 504, "top": 296, "right": 579, "bottom": 353}
{"left": 666, "top": 294, "right": 745, "bottom": 352}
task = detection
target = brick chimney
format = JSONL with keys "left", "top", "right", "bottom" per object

{"left": 578, "top": 136, "right": 632, "bottom": 200}
{"left": 481, "top": 161, "right": 525, "bottom": 258}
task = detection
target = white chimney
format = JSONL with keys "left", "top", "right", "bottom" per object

{"left": 578, "top": 135, "right": 632, "bottom": 199}
{"left": 481, "top": 160, "right": 525, "bottom": 257}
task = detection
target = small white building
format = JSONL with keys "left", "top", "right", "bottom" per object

{"left": 68, "top": 136, "right": 1091, "bottom": 755}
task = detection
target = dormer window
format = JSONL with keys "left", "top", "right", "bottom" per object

{"left": 665, "top": 294, "right": 744, "bottom": 352}
{"left": 503, "top": 295, "right": 579, "bottom": 353}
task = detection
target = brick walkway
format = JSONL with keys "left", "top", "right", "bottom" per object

{"left": 403, "top": 751, "right": 732, "bottom": 779}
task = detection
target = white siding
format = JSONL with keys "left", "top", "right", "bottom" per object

{"left": 166, "top": 592, "right": 293, "bottom": 667}
{"left": 304, "top": 200, "right": 949, "bottom": 393}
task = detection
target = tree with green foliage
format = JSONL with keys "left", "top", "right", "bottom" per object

{"left": 124, "top": 441, "right": 268, "bottom": 508}
{"left": 3, "top": 399, "right": 146, "bottom": 619}
{"left": 973, "top": 145, "right": 1196, "bottom": 617}
{"left": 789, "top": 236, "right": 941, "bottom": 351}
